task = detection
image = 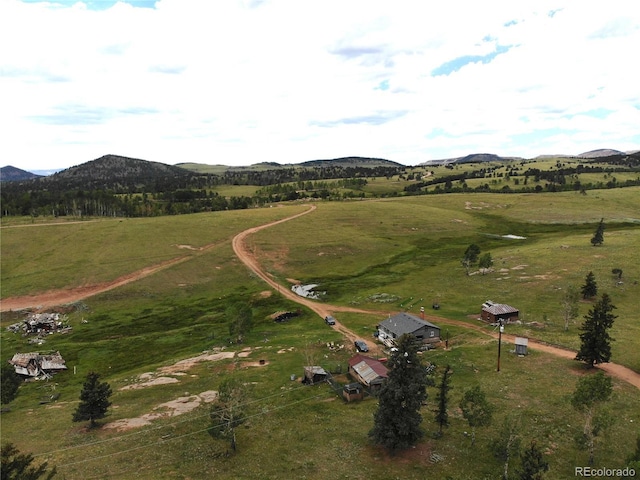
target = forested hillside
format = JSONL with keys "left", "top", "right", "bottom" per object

{"left": 2, "top": 152, "right": 639, "bottom": 218}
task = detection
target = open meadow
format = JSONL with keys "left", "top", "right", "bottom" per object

{"left": 1, "top": 189, "right": 639, "bottom": 478}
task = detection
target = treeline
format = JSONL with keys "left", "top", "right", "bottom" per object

{"left": 405, "top": 162, "right": 640, "bottom": 195}
{"left": 219, "top": 165, "right": 400, "bottom": 186}
{"left": 405, "top": 177, "right": 640, "bottom": 195}
{"left": 0, "top": 188, "right": 257, "bottom": 217}
{"left": 0, "top": 164, "right": 397, "bottom": 218}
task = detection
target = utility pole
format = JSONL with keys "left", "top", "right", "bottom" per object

{"left": 497, "top": 319, "right": 504, "bottom": 372}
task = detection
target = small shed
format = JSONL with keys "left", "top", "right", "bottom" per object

{"left": 343, "top": 383, "right": 364, "bottom": 402}
{"left": 302, "top": 366, "right": 328, "bottom": 385}
{"left": 348, "top": 354, "right": 388, "bottom": 391}
{"left": 515, "top": 337, "right": 528, "bottom": 356}
{"left": 481, "top": 301, "right": 520, "bottom": 324}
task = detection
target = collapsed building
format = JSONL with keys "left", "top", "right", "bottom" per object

{"left": 9, "top": 351, "right": 68, "bottom": 379}
{"left": 6, "top": 312, "right": 72, "bottom": 336}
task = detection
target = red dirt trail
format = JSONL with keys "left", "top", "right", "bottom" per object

{"left": 2, "top": 206, "right": 638, "bottom": 389}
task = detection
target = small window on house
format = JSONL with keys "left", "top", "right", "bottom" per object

{"left": 430, "top": 330, "right": 435, "bottom": 337}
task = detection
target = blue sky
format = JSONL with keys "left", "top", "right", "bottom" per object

{"left": 2, "top": 0, "right": 639, "bottom": 170}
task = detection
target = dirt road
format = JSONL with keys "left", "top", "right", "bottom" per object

{"left": 230, "top": 204, "right": 385, "bottom": 353}
{"left": 2, "top": 206, "right": 638, "bottom": 389}
{"left": 232, "top": 205, "right": 640, "bottom": 389}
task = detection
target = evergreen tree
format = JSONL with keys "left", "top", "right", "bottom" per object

{"left": 459, "top": 385, "right": 493, "bottom": 445}
{"left": 369, "top": 334, "right": 431, "bottom": 452}
{"left": 1, "top": 363, "right": 22, "bottom": 405}
{"left": 516, "top": 440, "right": 549, "bottom": 480}
{"left": 590, "top": 218, "right": 605, "bottom": 246}
{"left": 571, "top": 372, "right": 613, "bottom": 465}
{"left": 434, "top": 364, "right": 452, "bottom": 436}
{"left": 1, "top": 442, "right": 57, "bottom": 480}
{"left": 575, "top": 294, "right": 616, "bottom": 368}
{"left": 72, "top": 372, "right": 112, "bottom": 428}
{"left": 580, "top": 271, "right": 598, "bottom": 299}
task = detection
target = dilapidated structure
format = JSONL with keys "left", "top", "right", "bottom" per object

{"left": 6, "top": 313, "right": 71, "bottom": 336}
{"left": 302, "top": 366, "right": 328, "bottom": 384}
{"left": 9, "top": 351, "right": 67, "bottom": 379}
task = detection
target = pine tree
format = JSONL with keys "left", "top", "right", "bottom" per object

{"left": 516, "top": 440, "right": 549, "bottom": 480}
{"left": 434, "top": 364, "right": 452, "bottom": 437}
{"left": 1, "top": 363, "right": 22, "bottom": 405}
{"left": 1, "top": 443, "right": 57, "bottom": 480}
{"left": 575, "top": 294, "right": 616, "bottom": 368}
{"left": 72, "top": 372, "right": 112, "bottom": 428}
{"left": 580, "top": 271, "right": 598, "bottom": 299}
{"left": 590, "top": 218, "right": 605, "bottom": 246}
{"left": 369, "top": 334, "right": 430, "bottom": 452}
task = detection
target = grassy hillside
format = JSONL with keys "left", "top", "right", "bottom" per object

{"left": 248, "top": 190, "right": 640, "bottom": 371}
{"left": 1, "top": 190, "right": 639, "bottom": 478}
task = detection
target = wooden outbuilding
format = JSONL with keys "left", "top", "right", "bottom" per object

{"left": 343, "top": 383, "right": 364, "bottom": 402}
{"left": 481, "top": 301, "right": 520, "bottom": 324}
{"left": 302, "top": 366, "right": 328, "bottom": 385}
{"left": 348, "top": 354, "right": 388, "bottom": 391}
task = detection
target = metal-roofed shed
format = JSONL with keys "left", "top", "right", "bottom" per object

{"left": 348, "top": 354, "right": 388, "bottom": 391}
{"left": 481, "top": 301, "right": 520, "bottom": 324}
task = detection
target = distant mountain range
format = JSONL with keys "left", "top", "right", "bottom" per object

{"left": 419, "top": 149, "right": 639, "bottom": 166}
{"left": 2, "top": 149, "right": 638, "bottom": 181}
{"left": 0, "top": 165, "right": 42, "bottom": 182}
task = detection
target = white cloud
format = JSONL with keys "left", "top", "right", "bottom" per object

{"left": 1, "top": 0, "right": 639, "bottom": 170}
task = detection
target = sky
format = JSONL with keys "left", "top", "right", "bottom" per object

{"left": 2, "top": 1, "right": 640, "bottom": 171}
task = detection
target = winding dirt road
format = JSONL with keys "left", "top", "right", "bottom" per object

{"left": 231, "top": 205, "right": 640, "bottom": 390}
{"left": 2, "top": 206, "right": 638, "bottom": 389}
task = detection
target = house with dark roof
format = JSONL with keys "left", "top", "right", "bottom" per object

{"left": 348, "top": 354, "right": 388, "bottom": 391}
{"left": 376, "top": 312, "right": 441, "bottom": 347}
{"left": 481, "top": 301, "right": 519, "bottom": 324}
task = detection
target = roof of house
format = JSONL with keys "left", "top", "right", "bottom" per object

{"left": 515, "top": 337, "right": 529, "bottom": 346}
{"left": 378, "top": 312, "right": 440, "bottom": 336}
{"left": 482, "top": 301, "right": 519, "bottom": 315}
{"left": 348, "top": 354, "right": 388, "bottom": 385}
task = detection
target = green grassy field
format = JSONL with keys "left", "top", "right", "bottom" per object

{"left": 1, "top": 189, "right": 639, "bottom": 479}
